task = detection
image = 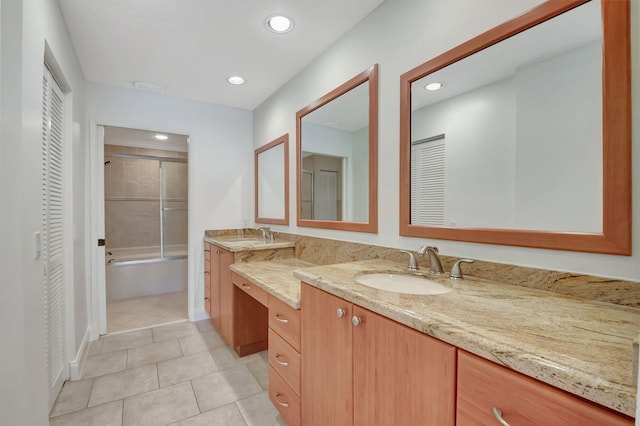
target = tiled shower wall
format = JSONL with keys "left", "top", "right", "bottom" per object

{"left": 105, "top": 145, "right": 188, "bottom": 250}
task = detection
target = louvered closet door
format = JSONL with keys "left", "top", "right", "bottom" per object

{"left": 42, "top": 65, "right": 66, "bottom": 409}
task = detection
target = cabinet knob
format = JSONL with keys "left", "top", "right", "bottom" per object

{"left": 216, "top": 250, "right": 220, "bottom": 254}
{"left": 336, "top": 308, "right": 346, "bottom": 318}
{"left": 274, "top": 392, "right": 289, "bottom": 408}
{"left": 352, "top": 316, "right": 362, "bottom": 327}
{"left": 491, "top": 407, "right": 510, "bottom": 426}
{"left": 275, "top": 314, "right": 289, "bottom": 324}
{"left": 274, "top": 354, "right": 289, "bottom": 367}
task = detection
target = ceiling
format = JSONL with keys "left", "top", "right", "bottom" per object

{"left": 104, "top": 126, "right": 189, "bottom": 152}
{"left": 57, "top": 0, "right": 386, "bottom": 111}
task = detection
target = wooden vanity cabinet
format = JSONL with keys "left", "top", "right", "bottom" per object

{"left": 457, "top": 351, "right": 633, "bottom": 426}
{"left": 301, "top": 283, "right": 456, "bottom": 426}
{"left": 268, "top": 296, "right": 302, "bottom": 426}
{"left": 207, "top": 245, "right": 234, "bottom": 343}
{"left": 204, "top": 243, "right": 211, "bottom": 317}
{"left": 231, "top": 272, "right": 268, "bottom": 356}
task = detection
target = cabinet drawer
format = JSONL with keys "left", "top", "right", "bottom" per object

{"left": 269, "top": 365, "right": 301, "bottom": 426}
{"left": 457, "top": 351, "right": 633, "bottom": 426}
{"left": 269, "top": 296, "right": 301, "bottom": 352}
{"left": 268, "top": 329, "right": 300, "bottom": 396}
{"left": 231, "top": 272, "right": 268, "bottom": 307}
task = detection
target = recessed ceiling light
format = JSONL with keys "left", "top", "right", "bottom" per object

{"left": 425, "top": 82, "right": 444, "bottom": 91}
{"left": 266, "top": 15, "right": 293, "bottom": 33}
{"left": 155, "top": 134, "right": 168, "bottom": 140}
{"left": 228, "top": 76, "right": 246, "bottom": 85}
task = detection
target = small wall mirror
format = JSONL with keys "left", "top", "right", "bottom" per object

{"left": 255, "top": 134, "right": 289, "bottom": 225}
{"left": 399, "top": 0, "right": 630, "bottom": 254}
{"left": 297, "top": 64, "right": 378, "bottom": 233}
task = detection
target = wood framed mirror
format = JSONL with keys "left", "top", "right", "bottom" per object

{"left": 255, "top": 134, "right": 289, "bottom": 225}
{"left": 296, "top": 64, "right": 378, "bottom": 233}
{"left": 399, "top": 0, "right": 630, "bottom": 255}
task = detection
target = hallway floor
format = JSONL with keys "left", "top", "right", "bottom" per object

{"left": 107, "top": 291, "right": 188, "bottom": 333}
{"left": 49, "top": 320, "right": 285, "bottom": 426}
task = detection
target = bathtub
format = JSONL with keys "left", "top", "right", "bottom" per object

{"left": 106, "top": 245, "right": 187, "bottom": 301}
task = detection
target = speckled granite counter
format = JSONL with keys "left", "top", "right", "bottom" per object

{"left": 230, "top": 258, "right": 316, "bottom": 309}
{"left": 294, "top": 259, "right": 640, "bottom": 417}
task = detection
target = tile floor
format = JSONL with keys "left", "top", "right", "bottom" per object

{"left": 49, "top": 320, "right": 285, "bottom": 426}
{"left": 107, "top": 291, "right": 188, "bottom": 333}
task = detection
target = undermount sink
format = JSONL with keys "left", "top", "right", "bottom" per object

{"left": 354, "top": 273, "right": 453, "bottom": 295}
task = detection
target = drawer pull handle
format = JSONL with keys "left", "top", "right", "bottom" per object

{"left": 275, "top": 314, "right": 289, "bottom": 324}
{"left": 274, "top": 392, "right": 289, "bottom": 408}
{"left": 336, "top": 308, "right": 346, "bottom": 318}
{"left": 492, "top": 407, "right": 510, "bottom": 426}
{"left": 242, "top": 283, "right": 251, "bottom": 289}
{"left": 274, "top": 354, "right": 289, "bottom": 367}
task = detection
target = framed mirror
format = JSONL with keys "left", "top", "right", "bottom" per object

{"left": 399, "top": 0, "right": 630, "bottom": 255}
{"left": 255, "top": 134, "right": 289, "bottom": 225}
{"left": 297, "top": 64, "right": 378, "bottom": 233}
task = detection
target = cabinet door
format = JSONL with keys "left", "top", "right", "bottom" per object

{"left": 352, "top": 306, "right": 456, "bottom": 426}
{"left": 457, "top": 350, "right": 633, "bottom": 426}
{"left": 210, "top": 247, "right": 221, "bottom": 330}
{"left": 301, "top": 284, "right": 353, "bottom": 426}
{"left": 204, "top": 244, "right": 211, "bottom": 317}
{"left": 218, "top": 248, "right": 235, "bottom": 345}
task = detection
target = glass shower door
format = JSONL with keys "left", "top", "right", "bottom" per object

{"left": 160, "top": 161, "right": 188, "bottom": 258}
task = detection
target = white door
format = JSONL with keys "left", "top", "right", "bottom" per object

{"left": 42, "top": 65, "right": 67, "bottom": 409}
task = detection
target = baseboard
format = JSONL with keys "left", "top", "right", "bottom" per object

{"left": 193, "top": 307, "right": 210, "bottom": 322}
{"left": 69, "top": 326, "right": 90, "bottom": 380}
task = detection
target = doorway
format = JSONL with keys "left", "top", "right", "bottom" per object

{"left": 102, "top": 126, "right": 189, "bottom": 333}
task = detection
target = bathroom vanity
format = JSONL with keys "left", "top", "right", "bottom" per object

{"left": 203, "top": 231, "right": 637, "bottom": 425}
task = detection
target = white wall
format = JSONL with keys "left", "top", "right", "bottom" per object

{"left": 0, "top": 0, "right": 87, "bottom": 423}
{"left": 85, "top": 82, "right": 253, "bottom": 324}
{"left": 253, "top": 0, "right": 640, "bottom": 282}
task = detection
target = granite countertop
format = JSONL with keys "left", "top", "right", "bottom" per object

{"left": 293, "top": 259, "right": 640, "bottom": 417}
{"left": 230, "top": 258, "right": 317, "bottom": 309}
{"left": 204, "top": 235, "right": 295, "bottom": 252}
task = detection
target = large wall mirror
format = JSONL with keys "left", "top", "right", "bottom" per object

{"left": 255, "top": 134, "right": 289, "bottom": 225}
{"left": 399, "top": 0, "right": 630, "bottom": 254}
{"left": 297, "top": 64, "right": 378, "bottom": 233}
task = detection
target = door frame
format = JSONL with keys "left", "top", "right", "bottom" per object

{"left": 87, "top": 121, "right": 193, "bottom": 339}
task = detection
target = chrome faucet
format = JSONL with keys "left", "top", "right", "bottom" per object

{"left": 450, "top": 258, "right": 474, "bottom": 279}
{"left": 399, "top": 250, "right": 419, "bottom": 271}
{"left": 417, "top": 245, "right": 444, "bottom": 275}
{"left": 256, "top": 226, "right": 275, "bottom": 243}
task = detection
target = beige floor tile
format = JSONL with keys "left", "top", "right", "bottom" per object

{"left": 236, "top": 391, "right": 287, "bottom": 426}
{"left": 152, "top": 321, "right": 197, "bottom": 343}
{"left": 126, "top": 339, "right": 182, "bottom": 369}
{"left": 107, "top": 291, "right": 187, "bottom": 334}
{"left": 49, "top": 400, "right": 123, "bottom": 426}
{"left": 178, "top": 330, "right": 225, "bottom": 355}
{"left": 210, "top": 346, "right": 262, "bottom": 371}
{"left": 157, "top": 351, "right": 218, "bottom": 387}
{"left": 123, "top": 381, "right": 199, "bottom": 426}
{"left": 82, "top": 350, "right": 127, "bottom": 379}
{"left": 87, "top": 339, "right": 104, "bottom": 357}
{"left": 50, "top": 379, "right": 94, "bottom": 417}
{"left": 191, "top": 366, "right": 263, "bottom": 412}
{"left": 168, "top": 403, "right": 246, "bottom": 426}
{"left": 102, "top": 329, "right": 153, "bottom": 354}
{"left": 194, "top": 319, "right": 215, "bottom": 334}
{"left": 245, "top": 358, "right": 269, "bottom": 391}
{"left": 88, "top": 364, "right": 159, "bottom": 407}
